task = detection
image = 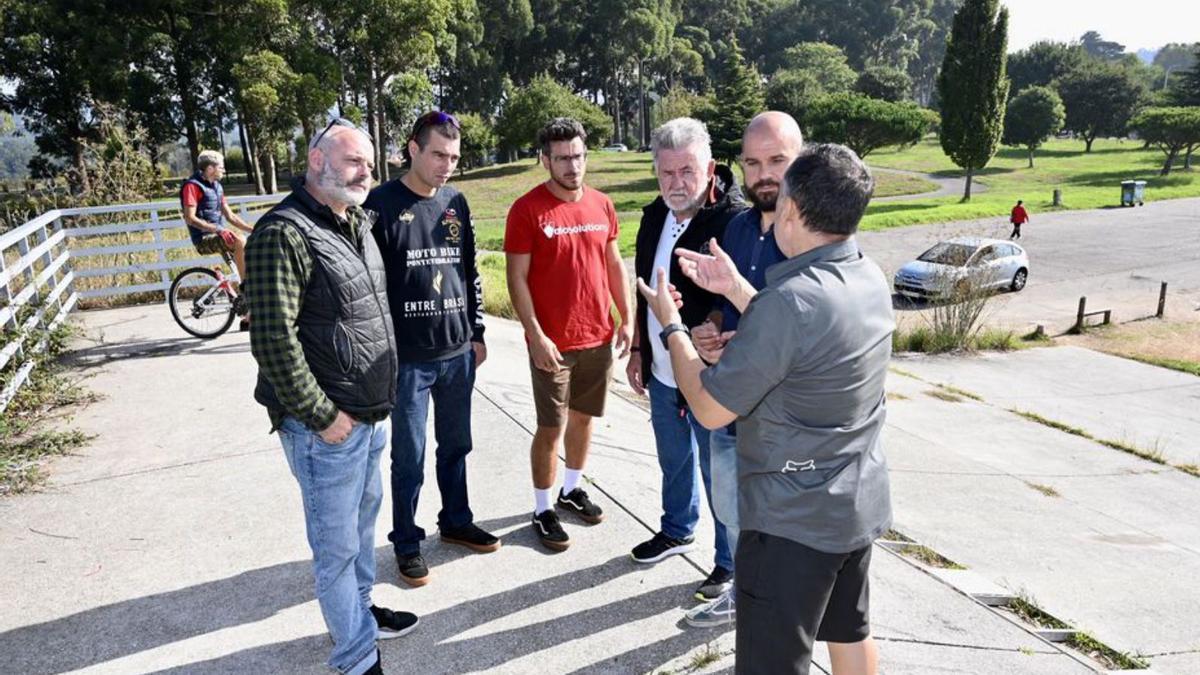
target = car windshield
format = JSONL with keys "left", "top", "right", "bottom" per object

{"left": 917, "top": 242, "right": 976, "bottom": 266}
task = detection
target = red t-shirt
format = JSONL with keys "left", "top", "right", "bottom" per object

{"left": 181, "top": 183, "right": 228, "bottom": 208}
{"left": 1011, "top": 205, "right": 1028, "bottom": 224}
{"left": 504, "top": 183, "right": 619, "bottom": 352}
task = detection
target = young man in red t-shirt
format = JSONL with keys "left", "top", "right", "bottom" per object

{"left": 504, "top": 117, "right": 633, "bottom": 551}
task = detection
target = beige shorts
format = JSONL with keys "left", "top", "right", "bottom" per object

{"left": 529, "top": 344, "right": 614, "bottom": 427}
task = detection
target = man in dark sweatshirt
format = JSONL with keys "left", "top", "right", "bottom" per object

{"left": 365, "top": 111, "right": 497, "bottom": 587}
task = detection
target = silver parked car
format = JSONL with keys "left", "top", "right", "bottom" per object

{"left": 893, "top": 237, "right": 1029, "bottom": 300}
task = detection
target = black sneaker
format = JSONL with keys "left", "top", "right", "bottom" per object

{"left": 371, "top": 605, "right": 418, "bottom": 639}
{"left": 532, "top": 509, "right": 570, "bottom": 551}
{"left": 396, "top": 552, "right": 430, "bottom": 587}
{"left": 631, "top": 531, "right": 695, "bottom": 564}
{"left": 441, "top": 522, "right": 501, "bottom": 553}
{"left": 557, "top": 487, "right": 605, "bottom": 524}
{"left": 694, "top": 565, "right": 733, "bottom": 601}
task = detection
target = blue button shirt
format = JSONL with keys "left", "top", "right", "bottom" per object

{"left": 719, "top": 209, "right": 785, "bottom": 332}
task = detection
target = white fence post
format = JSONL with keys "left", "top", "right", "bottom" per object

{"left": 150, "top": 207, "right": 171, "bottom": 303}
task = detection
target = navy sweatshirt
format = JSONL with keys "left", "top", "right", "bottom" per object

{"left": 366, "top": 179, "right": 485, "bottom": 362}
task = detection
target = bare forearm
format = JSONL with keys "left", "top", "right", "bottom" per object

{"left": 606, "top": 252, "right": 632, "bottom": 324}
{"left": 183, "top": 212, "right": 220, "bottom": 233}
{"left": 507, "top": 267, "right": 544, "bottom": 339}
{"left": 726, "top": 276, "right": 758, "bottom": 314}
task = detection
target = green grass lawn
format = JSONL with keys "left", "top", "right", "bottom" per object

{"left": 861, "top": 136, "right": 1199, "bottom": 230}
{"left": 462, "top": 151, "right": 936, "bottom": 253}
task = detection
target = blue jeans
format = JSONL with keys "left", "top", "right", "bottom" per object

{"left": 278, "top": 416, "right": 387, "bottom": 675}
{"left": 709, "top": 425, "right": 739, "bottom": 555}
{"left": 648, "top": 376, "right": 733, "bottom": 570}
{"left": 388, "top": 350, "right": 476, "bottom": 556}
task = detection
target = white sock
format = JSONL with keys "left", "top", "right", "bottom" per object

{"left": 562, "top": 468, "right": 583, "bottom": 494}
{"left": 534, "top": 488, "right": 554, "bottom": 515}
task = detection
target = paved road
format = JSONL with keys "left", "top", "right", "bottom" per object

{"left": 858, "top": 197, "right": 1200, "bottom": 332}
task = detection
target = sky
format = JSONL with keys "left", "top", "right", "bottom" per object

{"left": 1004, "top": 0, "right": 1199, "bottom": 53}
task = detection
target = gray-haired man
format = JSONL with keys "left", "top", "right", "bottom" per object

{"left": 639, "top": 143, "right": 894, "bottom": 674}
{"left": 627, "top": 118, "right": 744, "bottom": 601}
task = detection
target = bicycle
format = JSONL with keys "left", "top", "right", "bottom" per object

{"left": 168, "top": 251, "right": 249, "bottom": 339}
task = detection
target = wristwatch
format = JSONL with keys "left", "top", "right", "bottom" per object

{"left": 659, "top": 322, "right": 690, "bottom": 349}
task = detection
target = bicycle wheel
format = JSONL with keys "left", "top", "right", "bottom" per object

{"left": 169, "top": 267, "right": 237, "bottom": 339}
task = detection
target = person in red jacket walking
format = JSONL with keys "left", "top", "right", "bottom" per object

{"left": 1010, "top": 200, "right": 1029, "bottom": 239}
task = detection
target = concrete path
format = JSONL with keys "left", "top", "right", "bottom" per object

{"left": 888, "top": 349, "right": 1200, "bottom": 673}
{"left": 871, "top": 167, "right": 989, "bottom": 202}
{"left": 895, "top": 345, "right": 1200, "bottom": 467}
{"left": 0, "top": 307, "right": 1092, "bottom": 674}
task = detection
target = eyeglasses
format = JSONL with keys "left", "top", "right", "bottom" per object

{"left": 310, "top": 118, "right": 358, "bottom": 150}
{"left": 409, "top": 110, "right": 460, "bottom": 142}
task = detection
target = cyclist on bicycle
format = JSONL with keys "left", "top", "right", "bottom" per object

{"left": 181, "top": 150, "right": 254, "bottom": 286}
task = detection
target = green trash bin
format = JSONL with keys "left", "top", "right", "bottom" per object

{"left": 1120, "top": 180, "right": 1146, "bottom": 206}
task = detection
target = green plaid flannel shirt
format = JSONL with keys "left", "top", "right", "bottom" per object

{"left": 245, "top": 202, "right": 367, "bottom": 432}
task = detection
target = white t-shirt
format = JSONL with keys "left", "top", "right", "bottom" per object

{"left": 647, "top": 210, "right": 691, "bottom": 389}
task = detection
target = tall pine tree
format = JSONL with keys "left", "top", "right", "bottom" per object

{"left": 702, "top": 38, "right": 765, "bottom": 164}
{"left": 938, "top": 0, "right": 1009, "bottom": 200}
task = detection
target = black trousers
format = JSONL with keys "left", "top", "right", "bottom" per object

{"left": 735, "top": 531, "right": 873, "bottom": 675}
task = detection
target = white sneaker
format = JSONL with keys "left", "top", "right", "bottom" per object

{"left": 685, "top": 587, "right": 736, "bottom": 628}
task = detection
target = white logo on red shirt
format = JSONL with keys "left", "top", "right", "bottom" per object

{"left": 540, "top": 221, "right": 608, "bottom": 238}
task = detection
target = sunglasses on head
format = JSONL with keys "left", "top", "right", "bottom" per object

{"left": 409, "top": 111, "right": 460, "bottom": 141}
{"left": 310, "top": 118, "right": 358, "bottom": 149}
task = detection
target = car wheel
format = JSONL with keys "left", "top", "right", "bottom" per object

{"left": 1010, "top": 267, "right": 1028, "bottom": 292}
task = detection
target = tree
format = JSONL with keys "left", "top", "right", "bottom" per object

{"left": 742, "top": 0, "right": 944, "bottom": 76}
{"left": 438, "top": 0, "right": 531, "bottom": 115}
{"left": 0, "top": 116, "right": 37, "bottom": 181}
{"left": 382, "top": 73, "right": 434, "bottom": 153}
{"left": 700, "top": 38, "right": 764, "bottom": 163}
{"left": 803, "top": 93, "right": 934, "bottom": 157}
{"left": 1057, "top": 61, "right": 1148, "bottom": 152}
{"left": 456, "top": 112, "right": 496, "bottom": 171}
{"left": 908, "top": 0, "right": 961, "bottom": 106}
{"left": 855, "top": 65, "right": 912, "bottom": 102}
{"left": 777, "top": 42, "right": 857, "bottom": 93}
{"left": 937, "top": 0, "right": 1009, "bottom": 200}
{"left": 1171, "top": 47, "right": 1200, "bottom": 106}
{"left": 495, "top": 75, "right": 609, "bottom": 156}
{"left": 765, "top": 42, "right": 857, "bottom": 125}
{"left": 1080, "top": 30, "right": 1125, "bottom": 61}
{"left": 1007, "top": 41, "right": 1087, "bottom": 93}
{"left": 766, "top": 70, "right": 826, "bottom": 127}
{"left": 0, "top": 0, "right": 128, "bottom": 193}
{"left": 650, "top": 86, "right": 714, "bottom": 129}
{"left": 1131, "top": 107, "right": 1200, "bottom": 174}
{"left": 1154, "top": 43, "right": 1199, "bottom": 90}
{"left": 234, "top": 51, "right": 304, "bottom": 194}
{"left": 1002, "top": 86, "right": 1065, "bottom": 167}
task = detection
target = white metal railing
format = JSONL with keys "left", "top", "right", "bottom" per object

{"left": 59, "top": 194, "right": 282, "bottom": 299}
{"left": 0, "top": 193, "right": 282, "bottom": 410}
